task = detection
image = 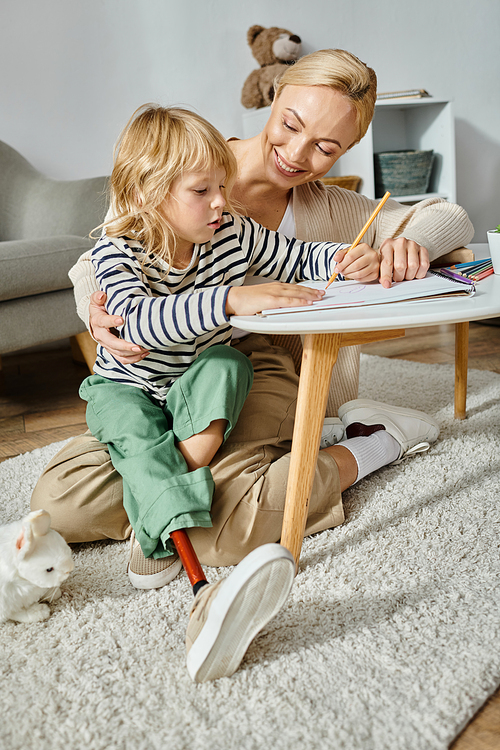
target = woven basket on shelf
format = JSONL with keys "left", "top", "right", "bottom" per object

{"left": 374, "top": 150, "right": 434, "bottom": 197}
{"left": 320, "top": 175, "right": 361, "bottom": 192}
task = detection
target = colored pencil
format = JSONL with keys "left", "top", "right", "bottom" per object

{"left": 451, "top": 258, "right": 491, "bottom": 269}
{"left": 438, "top": 256, "right": 493, "bottom": 283}
{"left": 472, "top": 268, "right": 494, "bottom": 281}
{"left": 434, "top": 268, "right": 475, "bottom": 285}
{"left": 461, "top": 262, "right": 492, "bottom": 279}
{"left": 325, "top": 191, "right": 391, "bottom": 288}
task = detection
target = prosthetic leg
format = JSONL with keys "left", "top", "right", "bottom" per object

{"left": 170, "top": 528, "right": 209, "bottom": 596}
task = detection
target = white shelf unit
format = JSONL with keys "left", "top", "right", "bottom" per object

{"left": 241, "top": 97, "right": 456, "bottom": 204}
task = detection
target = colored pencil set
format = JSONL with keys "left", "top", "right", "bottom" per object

{"left": 436, "top": 258, "right": 494, "bottom": 283}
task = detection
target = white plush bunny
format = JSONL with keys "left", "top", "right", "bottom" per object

{"left": 0, "top": 509, "right": 74, "bottom": 623}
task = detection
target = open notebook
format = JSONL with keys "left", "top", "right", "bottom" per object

{"left": 260, "top": 271, "right": 475, "bottom": 317}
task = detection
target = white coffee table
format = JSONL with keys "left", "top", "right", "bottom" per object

{"left": 231, "top": 244, "right": 500, "bottom": 564}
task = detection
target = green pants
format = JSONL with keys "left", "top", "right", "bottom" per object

{"left": 79, "top": 345, "right": 253, "bottom": 559}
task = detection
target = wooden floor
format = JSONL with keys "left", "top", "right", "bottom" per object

{"left": 1, "top": 322, "right": 499, "bottom": 747}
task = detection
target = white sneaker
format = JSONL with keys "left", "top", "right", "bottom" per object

{"left": 320, "top": 417, "right": 345, "bottom": 448}
{"left": 338, "top": 399, "right": 440, "bottom": 462}
{"left": 186, "top": 543, "right": 295, "bottom": 682}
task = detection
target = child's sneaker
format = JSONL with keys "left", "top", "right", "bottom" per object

{"left": 127, "top": 531, "right": 183, "bottom": 589}
{"left": 186, "top": 543, "right": 295, "bottom": 682}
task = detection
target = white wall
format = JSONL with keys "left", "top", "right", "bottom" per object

{"left": 1, "top": 0, "right": 499, "bottom": 240}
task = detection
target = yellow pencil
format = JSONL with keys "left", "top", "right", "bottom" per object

{"left": 325, "top": 191, "right": 391, "bottom": 289}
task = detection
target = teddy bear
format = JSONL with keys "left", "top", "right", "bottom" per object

{"left": 241, "top": 25, "right": 302, "bottom": 109}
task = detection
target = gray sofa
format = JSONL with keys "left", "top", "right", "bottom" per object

{"left": 0, "top": 140, "right": 108, "bottom": 356}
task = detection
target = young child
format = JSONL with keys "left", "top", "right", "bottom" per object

{"left": 80, "top": 104, "right": 379, "bottom": 682}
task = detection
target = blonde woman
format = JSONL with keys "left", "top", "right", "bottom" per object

{"left": 33, "top": 49, "right": 472, "bottom": 584}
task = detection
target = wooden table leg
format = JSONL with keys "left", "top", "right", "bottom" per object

{"left": 455, "top": 321, "right": 469, "bottom": 420}
{"left": 280, "top": 332, "right": 342, "bottom": 567}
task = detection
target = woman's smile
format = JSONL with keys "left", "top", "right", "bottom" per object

{"left": 274, "top": 150, "right": 304, "bottom": 175}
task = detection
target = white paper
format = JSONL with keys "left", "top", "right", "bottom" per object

{"left": 260, "top": 272, "right": 474, "bottom": 316}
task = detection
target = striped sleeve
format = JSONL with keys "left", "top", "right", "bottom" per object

{"left": 91, "top": 238, "right": 230, "bottom": 349}
{"left": 238, "top": 217, "right": 349, "bottom": 282}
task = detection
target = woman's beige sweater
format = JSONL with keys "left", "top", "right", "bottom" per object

{"left": 70, "top": 183, "right": 474, "bottom": 414}
{"left": 293, "top": 182, "right": 473, "bottom": 259}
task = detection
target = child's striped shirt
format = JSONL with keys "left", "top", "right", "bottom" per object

{"left": 91, "top": 212, "right": 346, "bottom": 402}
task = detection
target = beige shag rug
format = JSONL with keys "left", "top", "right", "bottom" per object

{"left": 0, "top": 354, "right": 499, "bottom": 750}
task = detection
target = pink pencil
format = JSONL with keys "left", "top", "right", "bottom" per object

{"left": 472, "top": 268, "right": 494, "bottom": 281}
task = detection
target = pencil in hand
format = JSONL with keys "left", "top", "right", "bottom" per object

{"left": 325, "top": 191, "right": 391, "bottom": 289}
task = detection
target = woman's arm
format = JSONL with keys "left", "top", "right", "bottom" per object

{"left": 68, "top": 250, "right": 100, "bottom": 324}
{"left": 295, "top": 184, "right": 474, "bottom": 286}
{"left": 89, "top": 292, "right": 150, "bottom": 361}
{"left": 374, "top": 195, "right": 474, "bottom": 286}
{"left": 375, "top": 195, "right": 474, "bottom": 260}
{"left": 69, "top": 249, "right": 148, "bottom": 363}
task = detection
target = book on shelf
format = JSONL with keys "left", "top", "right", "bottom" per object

{"left": 377, "top": 89, "right": 431, "bottom": 101}
{"left": 259, "top": 272, "right": 475, "bottom": 317}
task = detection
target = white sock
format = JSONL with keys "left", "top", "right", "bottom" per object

{"left": 339, "top": 430, "right": 400, "bottom": 484}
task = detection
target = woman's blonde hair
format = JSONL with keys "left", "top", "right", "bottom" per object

{"left": 274, "top": 49, "right": 377, "bottom": 145}
{"left": 101, "top": 104, "right": 239, "bottom": 268}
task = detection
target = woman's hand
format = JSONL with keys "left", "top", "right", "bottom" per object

{"left": 333, "top": 243, "right": 380, "bottom": 282}
{"left": 378, "top": 237, "right": 429, "bottom": 288}
{"left": 226, "top": 282, "right": 325, "bottom": 317}
{"left": 89, "top": 291, "right": 149, "bottom": 363}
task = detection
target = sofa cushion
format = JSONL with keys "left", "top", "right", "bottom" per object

{"left": 0, "top": 289, "right": 87, "bottom": 353}
{"left": 0, "top": 235, "right": 94, "bottom": 301}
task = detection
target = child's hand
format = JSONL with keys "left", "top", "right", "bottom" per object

{"left": 226, "top": 282, "right": 325, "bottom": 316}
{"left": 332, "top": 243, "right": 380, "bottom": 282}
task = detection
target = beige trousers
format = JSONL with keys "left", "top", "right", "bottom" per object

{"left": 31, "top": 334, "right": 357, "bottom": 566}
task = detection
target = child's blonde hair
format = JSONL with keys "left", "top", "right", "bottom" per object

{"left": 274, "top": 49, "right": 377, "bottom": 146}
{"left": 102, "top": 104, "right": 239, "bottom": 268}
